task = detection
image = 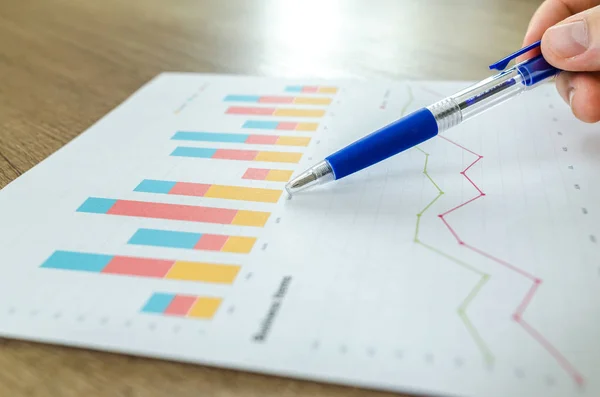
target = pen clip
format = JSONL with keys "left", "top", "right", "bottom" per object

{"left": 489, "top": 40, "right": 542, "bottom": 71}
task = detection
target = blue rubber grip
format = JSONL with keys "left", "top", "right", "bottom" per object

{"left": 325, "top": 107, "right": 439, "bottom": 179}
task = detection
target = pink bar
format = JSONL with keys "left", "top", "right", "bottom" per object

{"left": 169, "top": 182, "right": 211, "bottom": 197}
{"left": 195, "top": 234, "right": 228, "bottom": 251}
{"left": 302, "top": 86, "right": 319, "bottom": 93}
{"left": 102, "top": 256, "right": 174, "bottom": 277}
{"left": 165, "top": 295, "right": 197, "bottom": 316}
{"left": 213, "top": 149, "right": 258, "bottom": 161}
{"left": 108, "top": 200, "right": 238, "bottom": 224}
{"left": 242, "top": 168, "right": 270, "bottom": 180}
{"left": 226, "top": 106, "right": 275, "bottom": 115}
{"left": 259, "top": 96, "right": 294, "bottom": 104}
{"left": 245, "top": 135, "right": 279, "bottom": 145}
{"left": 276, "top": 122, "right": 298, "bottom": 130}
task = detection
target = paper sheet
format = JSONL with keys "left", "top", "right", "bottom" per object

{"left": 0, "top": 73, "right": 599, "bottom": 397}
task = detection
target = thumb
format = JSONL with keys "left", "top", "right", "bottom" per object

{"left": 541, "top": 5, "right": 600, "bottom": 71}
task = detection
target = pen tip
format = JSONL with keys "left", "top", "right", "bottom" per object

{"left": 284, "top": 160, "right": 334, "bottom": 196}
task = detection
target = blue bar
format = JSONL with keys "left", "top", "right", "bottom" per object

{"left": 76, "top": 197, "right": 117, "bottom": 214}
{"left": 172, "top": 131, "right": 249, "bottom": 143}
{"left": 134, "top": 179, "right": 176, "bottom": 194}
{"left": 41, "top": 250, "right": 112, "bottom": 272}
{"left": 128, "top": 228, "right": 201, "bottom": 249}
{"left": 242, "top": 120, "right": 279, "bottom": 130}
{"left": 223, "top": 95, "right": 260, "bottom": 102}
{"left": 171, "top": 147, "right": 217, "bottom": 158}
{"left": 285, "top": 86, "right": 303, "bottom": 92}
{"left": 141, "top": 293, "right": 175, "bottom": 313}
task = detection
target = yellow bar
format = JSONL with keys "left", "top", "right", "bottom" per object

{"left": 295, "top": 122, "right": 319, "bottom": 131}
{"left": 255, "top": 151, "right": 303, "bottom": 163}
{"left": 276, "top": 136, "right": 311, "bottom": 147}
{"left": 205, "top": 185, "right": 281, "bottom": 203}
{"left": 266, "top": 169, "right": 293, "bottom": 182}
{"left": 293, "top": 97, "right": 332, "bottom": 105}
{"left": 232, "top": 210, "right": 270, "bottom": 227}
{"left": 273, "top": 108, "right": 325, "bottom": 118}
{"left": 318, "top": 87, "right": 338, "bottom": 94}
{"left": 188, "top": 297, "right": 222, "bottom": 319}
{"left": 222, "top": 236, "right": 256, "bottom": 254}
{"left": 166, "top": 261, "right": 240, "bottom": 283}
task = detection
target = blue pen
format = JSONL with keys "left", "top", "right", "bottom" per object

{"left": 285, "top": 41, "right": 560, "bottom": 195}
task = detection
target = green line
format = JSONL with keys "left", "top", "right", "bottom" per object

{"left": 414, "top": 149, "right": 494, "bottom": 364}
{"left": 417, "top": 241, "right": 485, "bottom": 276}
{"left": 416, "top": 147, "right": 427, "bottom": 155}
{"left": 401, "top": 85, "right": 414, "bottom": 116}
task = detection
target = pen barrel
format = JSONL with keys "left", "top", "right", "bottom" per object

{"left": 325, "top": 108, "right": 439, "bottom": 179}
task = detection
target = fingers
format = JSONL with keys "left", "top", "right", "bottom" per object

{"left": 519, "top": 0, "right": 599, "bottom": 61}
{"left": 556, "top": 71, "right": 600, "bottom": 122}
{"left": 541, "top": 5, "right": 600, "bottom": 71}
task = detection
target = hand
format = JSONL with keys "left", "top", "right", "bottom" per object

{"left": 523, "top": 0, "right": 600, "bottom": 123}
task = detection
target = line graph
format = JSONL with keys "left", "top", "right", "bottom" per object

{"left": 413, "top": 146, "right": 494, "bottom": 365}
{"left": 437, "top": 134, "right": 585, "bottom": 386}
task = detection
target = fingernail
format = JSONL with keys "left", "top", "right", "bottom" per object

{"left": 545, "top": 20, "right": 588, "bottom": 58}
{"left": 569, "top": 88, "right": 575, "bottom": 108}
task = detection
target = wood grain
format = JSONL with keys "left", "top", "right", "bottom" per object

{"left": 0, "top": 0, "right": 541, "bottom": 395}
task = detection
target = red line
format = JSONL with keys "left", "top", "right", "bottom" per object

{"left": 514, "top": 279, "right": 542, "bottom": 316}
{"left": 439, "top": 215, "right": 462, "bottom": 244}
{"left": 438, "top": 135, "right": 480, "bottom": 157}
{"left": 517, "top": 319, "right": 584, "bottom": 386}
{"left": 437, "top": 135, "right": 584, "bottom": 385}
{"left": 462, "top": 243, "right": 537, "bottom": 281}
{"left": 439, "top": 195, "right": 483, "bottom": 217}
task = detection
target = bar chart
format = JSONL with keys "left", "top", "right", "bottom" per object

{"left": 77, "top": 197, "right": 271, "bottom": 226}
{"left": 40, "top": 79, "right": 337, "bottom": 323}
{"left": 224, "top": 95, "right": 331, "bottom": 105}
{"left": 128, "top": 229, "right": 256, "bottom": 253}
{"left": 134, "top": 179, "right": 283, "bottom": 203}
{"left": 171, "top": 131, "right": 311, "bottom": 147}
{"left": 141, "top": 292, "right": 222, "bottom": 320}
{"left": 242, "top": 168, "right": 293, "bottom": 182}
{"left": 170, "top": 147, "right": 303, "bottom": 163}
{"left": 41, "top": 250, "right": 240, "bottom": 283}
{"left": 226, "top": 106, "right": 325, "bottom": 118}
{"left": 242, "top": 121, "right": 319, "bottom": 131}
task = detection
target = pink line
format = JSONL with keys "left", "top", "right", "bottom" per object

{"left": 438, "top": 135, "right": 584, "bottom": 385}
{"left": 439, "top": 195, "right": 483, "bottom": 217}
{"left": 439, "top": 135, "right": 480, "bottom": 157}
{"left": 518, "top": 319, "right": 584, "bottom": 385}
{"left": 107, "top": 200, "right": 238, "bottom": 224}
{"left": 302, "top": 86, "right": 318, "bottom": 93}
{"left": 165, "top": 295, "right": 197, "bottom": 316}
{"left": 514, "top": 280, "right": 541, "bottom": 317}
{"left": 439, "top": 215, "right": 462, "bottom": 244}
{"left": 462, "top": 243, "right": 537, "bottom": 281}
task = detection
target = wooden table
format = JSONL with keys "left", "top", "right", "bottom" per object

{"left": 0, "top": 0, "right": 541, "bottom": 395}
